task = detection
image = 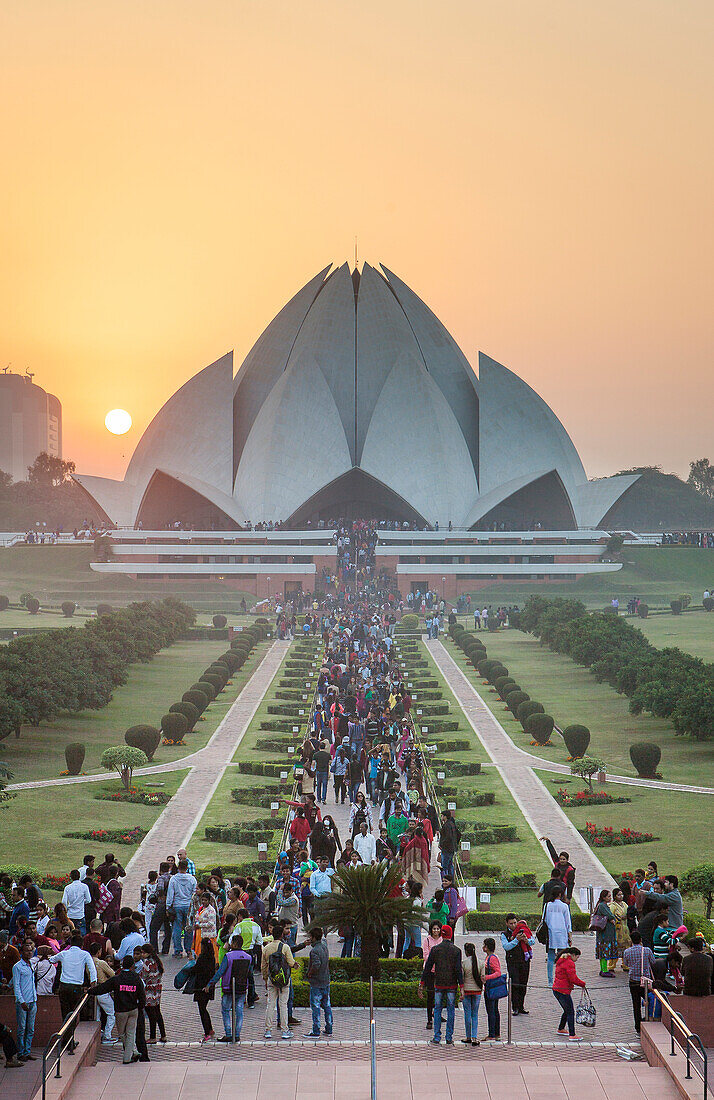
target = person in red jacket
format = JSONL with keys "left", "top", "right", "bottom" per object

{"left": 289, "top": 809, "right": 312, "bottom": 846}
{"left": 552, "top": 947, "right": 587, "bottom": 1041}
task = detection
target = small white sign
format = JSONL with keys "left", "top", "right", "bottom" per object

{"left": 447, "top": 801, "right": 456, "bottom": 811}
{"left": 305, "top": 682, "right": 311, "bottom": 688}
{"left": 408, "top": 682, "right": 413, "bottom": 688}
{"left": 257, "top": 842, "right": 268, "bottom": 854}
{"left": 416, "top": 708, "right": 422, "bottom": 715}
{"left": 412, "top": 694, "right": 418, "bottom": 701}
{"left": 437, "top": 771, "right": 445, "bottom": 781}
{"left": 288, "top": 746, "right": 295, "bottom": 755}
{"left": 421, "top": 725, "right": 428, "bottom": 734}
{"left": 302, "top": 694, "right": 308, "bottom": 700}
{"left": 479, "top": 892, "right": 490, "bottom": 904}
{"left": 292, "top": 725, "right": 299, "bottom": 733}
{"left": 299, "top": 709, "right": 305, "bottom": 715}
{"left": 461, "top": 841, "right": 471, "bottom": 851}
{"left": 271, "top": 802, "right": 279, "bottom": 811}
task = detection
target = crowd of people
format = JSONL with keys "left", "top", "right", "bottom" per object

{"left": 1, "top": 563, "right": 713, "bottom": 1065}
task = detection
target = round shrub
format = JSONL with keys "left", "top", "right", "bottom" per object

{"left": 0, "top": 595, "right": 9, "bottom": 611}
{"left": 505, "top": 690, "right": 529, "bottom": 714}
{"left": 486, "top": 663, "right": 508, "bottom": 684}
{"left": 509, "top": 610, "right": 522, "bottom": 629}
{"left": 170, "top": 701, "right": 200, "bottom": 729}
{"left": 212, "top": 614, "right": 228, "bottom": 629}
{"left": 637, "top": 602, "right": 649, "bottom": 618}
{"left": 562, "top": 724, "right": 590, "bottom": 759}
{"left": 61, "top": 601, "right": 76, "bottom": 618}
{"left": 476, "top": 658, "right": 493, "bottom": 677}
{"left": 161, "top": 713, "right": 188, "bottom": 741}
{"left": 487, "top": 618, "right": 499, "bottom": 632}
{"left": 629, "top": 741, "right": 662, "bottom": 778}
{"left": 26, "top": 597, "right": 40, "bottom": 614}
{"left": 525, "top": 713, "right": 555, "bottom": 744}
{"left": 670, "top": 599, "right": 682, "bottom": 616}
{"left": 96, "top": 603, "right": 113, "bottom": 617}
{"left": 517, "top": 699, "right": 545, "bottom": 727}
{"left": 703, "top": 597, "right": 714, "bottom": 612}
{"left": 209, "top": 661, "right": 231, "bottom": 677}
{"left": 125, "top": 725, "right": 162, "bottom": 761}
{"left": 397, "top": 613, "right": 419, "bottom": 631}
{"left": 19, "top": 593, "right": 35, "bottom": 607}
{"left": 200, "top": 672, "right": 224, "bottom": 692}
{"left": 220, "top": 651, "right": 241, "bottom": 673}
{"left": 231, "top": 638, "right": 253, "bottom": 654}
{"left": 194, "top": 679, "right": 217, "bottom": 701}
{"left": 494, "top": 676, "right": 517, "bottom": 699}
{"left": 183, "top": 688, "right": 209, "bottom": 713}
{"left": 64, "top": 742, "right": 85, "bottom": 775}
{"left": 203, "top": 665, "right": 228, "bottom": 685}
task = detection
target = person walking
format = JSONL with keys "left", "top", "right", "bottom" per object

{"left": 622, "top": 930, "right": 656, "bottom": 1034}
{"left": 261, "top": 920, "right": 298, "bottom": 1041}
{"left": 166, "top": 859, "right": 197, "bottom": 958}
{"left": 205, "top": 933, "right": 252, "bottom": 1042}
{"left": 543, "top": 885, "right": 572, "bottom": 985}
{"left": 12, "top": 940, "right": 37, "bottom": 1061}
{"left": 501, "top": 914, "right": 536, "bottom": 1015}
{"left": 302, "top": 926, "right": 333, "bottom": 1039}
{"left": 461, "top": 942, "right": 482, "bottom": 1046}
{"left": 482, "top": 938, "right": 504, "bottom": 1041}
{"left": 593, "top": 889, "right": 617, "bottom": 976}
{"left": 420, "top": 925, "right": 464, "bottom": 1046}
{"left": 552, "top": 946, "right": 587, "bottom": 1041}
{"left": 438, "top": 811, "right": 461, "bottom": 882}
{"left": 91, "top": 956, "right": 146, "bottom": 1064}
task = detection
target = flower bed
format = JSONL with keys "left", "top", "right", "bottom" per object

{"left": 291, "top": 957, "right": 422, "bottom": 1007}
{"left": 63, "top": 826, "right": 148, "bottom": 844}
{"left": 555, "top": 788, "right": 631, "bottom": 807}
{"left": 95, "top": 786, "right": 172, "bottom": 806}
{"left": 162, "top": 737, "right": 186, "bottom": 746}
{"left": 583, "top": 822, "right": 658, "bottom": 847}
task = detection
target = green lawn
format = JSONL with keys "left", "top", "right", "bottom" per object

{"left": 1, "top": 639, "right": 269, "bottom": 783}
{"left": 445, "top": 633, "right": 714, "bottom": 786}
{"left": 190, "top": 770, "right": 284, "bottom": 870}
{"left": 0, "top": 771, "right": 187, "bottom": 899}
{"left": 546, "top": 773, "right": 712, "bottom": 896}
{"left": 456, "top": 546, "right": 714, "bottom": 611}
{"left": 452, "top": 769, "right": 551, "bottom": 877}
{"left": 635, "top": 609, "right": 714, "bottom": 662}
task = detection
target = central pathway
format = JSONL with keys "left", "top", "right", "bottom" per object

{"left": 122, "top": 640, "right": 290, "bottom": 900}
{"left": 425, "top": 638, "right": 616, "bottom": 901}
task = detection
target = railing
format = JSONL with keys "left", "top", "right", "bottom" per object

{"left": 646, "top": 985, "right": 709, "bottom": 1099}
{"left": 369, "top": 976, "right": 377, "bottom": 1100}
{"left": 41, "top": 992, "right": 90, "bottom": 1100}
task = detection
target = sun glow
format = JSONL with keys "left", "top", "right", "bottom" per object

{"left": 105, "top": 409, "right": 132, "bottom": 435}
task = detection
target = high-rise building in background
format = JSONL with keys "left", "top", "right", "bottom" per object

{"left": 0, "top": 369, "right": 62, "bottom": 482}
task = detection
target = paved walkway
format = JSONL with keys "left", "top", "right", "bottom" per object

{"left": 121, "top": 640, "right": 290, "bottom": 900}
{"left": 68, "top": 1058, "right": 679, "bottom": 1099}
{"left": 425, "top": 639, "right": 617, "bottom": 899}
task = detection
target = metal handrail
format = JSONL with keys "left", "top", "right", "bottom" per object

{"left": 41, "top": 992, "right": 90, "bottom": 1100}
{"left": 646, "top": 986, "right": 709, "bottom": 1099}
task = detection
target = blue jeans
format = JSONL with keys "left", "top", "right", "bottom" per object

{"left": 462, "top": 992, "right": 480, "bottom": 1040}
{"left": 547, "top": 949, "right": 557, "bottom": 986}
{"left": 553, "top": 989, "right": 575, "bottom": 1036}
{"left": 316, "top": 772, "right": 328, "bottom": 802}
{"left": 16, "top": 1000, "right": 37, "bottom": 1057}
{"left": 309, "top": 986, "right": 333, "bottom": 1034}
{"left": 484, "top": 995, "right": 500, "bottom": 1039}
{"left": 440, "top": 851, "right": 454, "bottom": 881}
{"left": 171, "top": 905, "right": 192, "bottom": 954}
{"left": 402, "top": 926, "right": 422, "bottom": 956}
{"left": 220, "top": 991, "right": 245, "bottom": 1039}
{"left": 433, "top": 988, "right": 456, "bottom": 1043}
{"left": 348, "top": 783, "right": 360, "bottom": 803}
{"left": 341, "top": 931, "right": 355, "bottom": 958}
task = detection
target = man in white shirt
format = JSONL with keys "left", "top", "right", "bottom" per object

{"left": 309, "top": 858, "right": 335, "bottom": 899}
{"left": 78, "top": 856, "right": 95, "bottom": 882}
{"left": 49, "top": 933, "right": 97, "bottom": 1029}
{"left": 353, "top": 821, "right": 377, "bottom": 864}
{"left": 62, "top": 870, "right": 91, "bottom": 935}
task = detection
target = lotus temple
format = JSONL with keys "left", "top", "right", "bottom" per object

{"left": 76, "top": 262, "right": 637, "bottom": 597}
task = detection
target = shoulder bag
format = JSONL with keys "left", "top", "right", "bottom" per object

{"left": 536, "top": 902, "right": 549, "bottom": 946}
{"left": 484, "top": 955, "right": 508, "bottom": 1000}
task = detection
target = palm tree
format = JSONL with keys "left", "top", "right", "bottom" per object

{"left": 313, "top": 862, "right": 427, "bottom": 981}
{"left": 0, "top": 761, "right": 15, "bottom": 806}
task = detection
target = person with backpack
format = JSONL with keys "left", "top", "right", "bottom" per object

{"left": 205, "top": 933, "right": 253, "bottom": 1042}
{"left": 261, "top": 920, "right": 298, "bottom": 1040}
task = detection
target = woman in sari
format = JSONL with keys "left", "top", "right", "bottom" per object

{"left": 400, "top": 823, "right": 430, "bottom": 890}
{"left": 193, "top": 888, "right": 218, "bottom": 963}
{"left": 608, "top": 887, "right": 632, "bottom": 972}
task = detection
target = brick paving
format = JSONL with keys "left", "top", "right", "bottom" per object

{"left": 425, "top": 638, "right": 617, "bottom": 899}
{"left": 121, "top": 640, "right": 290, "bottom": 900}
{"left": 70, "top": 1058, "right": 679, "bottom": 1098}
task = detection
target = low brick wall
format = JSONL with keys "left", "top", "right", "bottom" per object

{"left": 0, "top": 992, "right": 64, "bottom": 1046}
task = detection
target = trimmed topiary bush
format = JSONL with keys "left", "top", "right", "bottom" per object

{"left": 494, "top": 676, "right": 516, "bottom": 699}
{"left": 524, "top": 713, "right": 555, "bottom": 744}
{"left": 183, "top": 688, "right": 209, "bottom": 713}
{"left": 517, "top": 699, "right": 544, "bottom": 726}
{"left": 61, "top": 601, "right": 76, "bottom": 618}
{"left": 505, "top": 690, "right": 529, "bottom": 714}
{"left": 703, "top": 597, "right": 714, "bottom": 612}
{"left": 26, "top": 597, "right": 40, "bottom": 614}
{"left": 193, "top": 680, "right": 217, "bottom": 701}
{"left": 486, "top": 663, "right": 508, "bottom": 684}
{"left": 220, "top": 651, "right": 241, "bottom": 673}
{"left": 101, "top": 745, "right": 148, "bottom": 790}
{"left": 96, "top": 603, "right": 113, "bottom": 617}
{"left": 0, "top": 595, "right": 9, "bottom": 612}
{"left": 125, "top": 725, "right": 162, "bottom": 761}
{"left": 64, "top": 742, "right": 85, "bottom": 775}
{"left": 200, "top": 672, "right": 225, "bottom": 692}
{"left": 629, "top": 741, "right": 662, "bottom": 778}
{"left": 637, "top": 602, "right": 649, "bottom": 618}
{"left": 170, "top": 701, "right": 200, "bottom": 730}
{"left": 212, "top": 614, "right": 227, "bottom": 629}
{"left": 562, "top": 724, "right": 590, "bottom": 759}
{"left": 396, "top": 612, "right": 419, "bottom": 632}
{"left": 670, "top": 599, "right": 682, "bottom": 616}
{"left": 161, "top": 713, "right": 188, "bottom": 742}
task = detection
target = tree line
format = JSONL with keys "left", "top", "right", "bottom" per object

{"left": 514, "top": 596, "right": 714, "bottom": 741}
{"left": 0, "top": 598, "right": 195, "bottom": 738}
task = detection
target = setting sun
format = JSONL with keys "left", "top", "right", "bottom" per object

{"left": 104, "top": 408, "right": 132, "bottom": 435}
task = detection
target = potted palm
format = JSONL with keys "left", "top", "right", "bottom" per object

{"left": 314, "top": 862, "right": 428, "bottom": 981}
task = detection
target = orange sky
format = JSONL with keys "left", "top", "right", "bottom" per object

{"left": 1, "top": 0, "right": 712, "bottom": 481}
